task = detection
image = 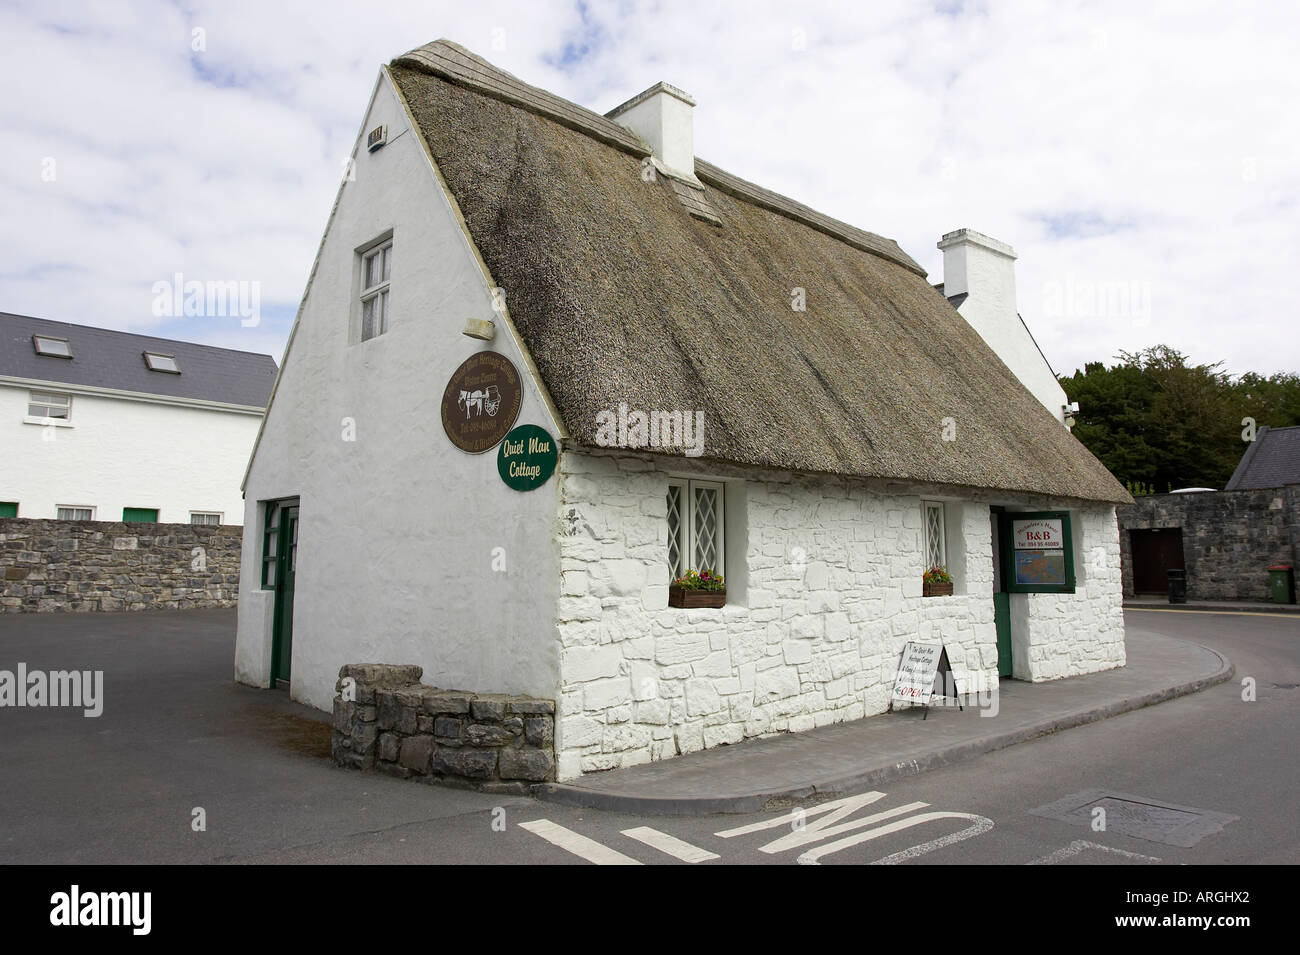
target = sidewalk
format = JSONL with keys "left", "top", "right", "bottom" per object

{"left": 1124, "top": 598, "right": 1300, "bottom": 614}
{"left": 535, "top": 629, "right": 1233, "bottom": 815}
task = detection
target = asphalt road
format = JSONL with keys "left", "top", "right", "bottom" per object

{"left": 0, "top": 607, "right": 1295, "bottom": 865}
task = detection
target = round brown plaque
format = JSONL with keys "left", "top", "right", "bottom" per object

{"left": 441, "top": 352, "right": 523, "bottom": 453}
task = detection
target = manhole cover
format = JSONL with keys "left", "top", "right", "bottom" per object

{"left": 1030, "top": 789, "right": 1238, "bottom": 847}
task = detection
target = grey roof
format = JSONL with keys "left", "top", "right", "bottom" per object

{"left": 0, "top": 312, "right": 277, "bottom": 409}
{"left": 1225, "top": 426, "right": 1300, "bottom": 489}
{"left": 387, "top": 41, "right": 1130, "bottom": 505}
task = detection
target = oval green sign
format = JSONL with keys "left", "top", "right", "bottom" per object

{"left": 498, "top": 424, "right": 557, "bottom": 491}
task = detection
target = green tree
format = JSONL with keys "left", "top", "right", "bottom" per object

{"left": 1061, "top": 345, "right": 1295, "bottom": 491}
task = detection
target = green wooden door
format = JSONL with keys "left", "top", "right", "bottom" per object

{"left": 270, "top": 504, "right": 300, "bottom": 687}
{"left": 991, "top": 508, "right": 1014, "bottom": 678}
{"left": 993, "top": 592, "right": 1013, "bottom": 677}
{"left": 122, "top": 507, "right": 158, "bottom": 523}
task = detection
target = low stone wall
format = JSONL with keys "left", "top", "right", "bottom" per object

{"left": 330, "top": 664, "right": 556, "bottom": 793}
{"left": 1118, "top": 487, "right": 1299, "bottom": 600}
{"left": 0, "top": 517, "right": 242, "bottom": 613}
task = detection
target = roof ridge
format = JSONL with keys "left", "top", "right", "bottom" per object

{"left": 391, "top": 40, "right": 925, "bottom": 277}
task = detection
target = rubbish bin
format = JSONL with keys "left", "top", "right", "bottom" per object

{"left": 1166, "top": 568, "right": 1187, "bottom": 604}
{"left": 1267, "top": 565, "right": 1296, "bottom": 605}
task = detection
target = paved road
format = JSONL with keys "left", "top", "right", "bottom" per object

{"left": 0, "top": 607, "right": 1295, "bottom": 864}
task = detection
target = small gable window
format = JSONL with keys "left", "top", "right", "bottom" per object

{"left": 33, "top": 335, "right": 72, "bottom": 358}
{"left": 144, "top": 352, "right": 180, "bottom": 373}
{"left": 359, "top": 238, "right": 392, "bottom": 341}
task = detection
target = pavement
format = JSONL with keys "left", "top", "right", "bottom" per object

{"left": 1123, "top": 597, "right": 1300, "bottom": 614}
{"left": 536, "top": 625, "right": 1234, "bottom": 815}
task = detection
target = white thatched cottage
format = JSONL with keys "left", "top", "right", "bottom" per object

{"left": 236, "top": 40, "right": 1131, "bottom": 781}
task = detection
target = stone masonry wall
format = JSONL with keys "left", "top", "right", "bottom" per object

{"left": 1118, "top": 487, "right": 1299, "bottom": 600}
{"left": 330, "top": 664, "right": 555, "bottom": 792}
{"left": 0, "top": 517, "right": 242, "bottom": 613}
{"left": 552, "top": 449, "right": 1126, "bottom": 781}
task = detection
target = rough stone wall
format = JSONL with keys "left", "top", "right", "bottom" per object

{"left": 1118, "top": 488, "right": 1298, "bottom": 600}
{"left": 0, "top": 518, "right": 241, "bottom": 613}
{"left": 1016, "top": 506, "right": 1126, "bottom": 681}
{"left": 330, "top": 664, "right": 555, "bottom": 793}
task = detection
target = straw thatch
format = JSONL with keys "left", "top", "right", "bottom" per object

{"left": 390, "top": 41, "right": 1130, "bottom": 505}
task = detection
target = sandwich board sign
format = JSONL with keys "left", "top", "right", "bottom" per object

{"left": 889, "top": 641, "right": 961, "bottom": 718}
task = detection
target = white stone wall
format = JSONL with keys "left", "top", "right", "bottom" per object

{"left": 553, "top": 451, "right": 1127, "bottom": 779}
{"left": 554, "top": 451, "right": 1008, "bottom": 780}
{"left": 1013, "top": 505, "right": 1126, "bottom": 681}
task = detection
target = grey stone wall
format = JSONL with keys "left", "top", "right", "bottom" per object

{"left": 0, "top": 518, "right": 242, "bottom": 613}
{"left": 1117, "top": 486, "right": 1300, "bottom": 600}
{"left": 331, "top": 664, "right": 555, "bottom": 793}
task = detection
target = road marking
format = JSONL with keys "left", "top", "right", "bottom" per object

{"left": 1027, "top": 839, "right": 1162, "bottom": 865}
{"left": 621, "top": 826, "right": 720, "bottom": 863}
{"left": 797, "top": 811, "right": 993, "bottom": 865}
{"left": 518, "top": 819, "right": 642, "bottom": 865}
{"left": 714, "top": 791, "right": 890, "bottom": 839}
{"left": 868, "top": 814, "right": 996, "bottom": 864}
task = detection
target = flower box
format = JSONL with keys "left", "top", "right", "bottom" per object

{"left": 669, "top": 587, "right": 726, "bottom": 608}
{"left": 922, "top": 580, "right": 953, "bottom": 597}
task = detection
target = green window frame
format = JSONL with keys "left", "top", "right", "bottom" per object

{"left": 122, "top": 507, "right": 159, "bottom": 523}
{"left": 261, "top": 501, "right": 280, "bottom": 589}
{"left": 0, "top": 502, "right": 17, "bottom": 518}
{"left": 1000, "top": 510, "right": 1076, "bottom": 593}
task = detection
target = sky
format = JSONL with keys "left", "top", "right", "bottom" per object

{"left": 1, "top": 0, "right": 1296, "bottom": 379}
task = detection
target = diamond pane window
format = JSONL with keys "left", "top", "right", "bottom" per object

{"left": 666, "top": 480, "right": 724, "bottom": 579}
{"left": 666, "top": 484, "right": 684, "bottom": 579}
{"left": 693, "top": 485, "right": 720, "bottom": 572}
{"left": 923, "top": 501, "right": 946, "bottom": 570}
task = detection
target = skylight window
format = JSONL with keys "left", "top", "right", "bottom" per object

{"left": 33, "top": 335, "right": 71, "bottom": 358}
{"left": 144, "top": 352, "right": 180, "bottom": 373}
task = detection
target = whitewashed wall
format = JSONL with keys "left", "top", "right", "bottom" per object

{"left": 0, "top": 383, "right": 259, "bottom": 523}
{"left": 1010, "top": 505, "right": 1125, "bottom": 680}
{"left": 553, "top": 449, "right": 1126, "bottom": 780}
{"left": 235, "top": 70, "right": 563, "bottom": 710}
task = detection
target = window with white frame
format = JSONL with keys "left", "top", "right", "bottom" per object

{"left": 28, "top": 391, "right": 71, "bottom": 420}
{"left": 56, "top": 506, "right": 94, "bottom": 521}
{"left": 666, "top": 480, "right": 725, "bottom": 579}
{"left": 190, "top": 512, "right": 222, "bottom": 525}
{"left": 144, "top": 352, "right": 180, "bottom": 373}
{"left": 922, "top": 500, "right": 946, "bottom": 571}
{"left": 359, "top": 239, "right": 392, "bottom": 341}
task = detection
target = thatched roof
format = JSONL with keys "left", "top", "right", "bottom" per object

{"left": 390, "top": 41, "right": 1130, "bottom": 505}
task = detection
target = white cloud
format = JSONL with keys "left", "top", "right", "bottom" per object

{"left": 0, "top": 0, "right": 1295, "bottom": 378}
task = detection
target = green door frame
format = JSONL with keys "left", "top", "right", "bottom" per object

{"left": 991, "top": 507, "right": 1014, "bottom": 678}
{"left": 267, "top": 500, "right": 300, "bottom": 689}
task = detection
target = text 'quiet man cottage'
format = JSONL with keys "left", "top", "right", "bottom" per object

{"left": 235, "top": 40, "right": 1131, "bottom": 782}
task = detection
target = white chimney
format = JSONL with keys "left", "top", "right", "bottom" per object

{"left": 938, "top": 228, "right": 1071, "bottom": 427}
{"left": 607, "top": 82, "right": 698, "bottom": 183}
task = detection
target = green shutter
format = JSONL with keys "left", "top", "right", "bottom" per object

{"left": 122, "top": 507, "right": 159, "bottom": 523}
{"left": 0, "top": 503, "right": 17, "bottom": 518}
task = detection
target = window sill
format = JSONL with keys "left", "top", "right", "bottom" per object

{"left": 24, "top": 416, "right": 73, "bottom": 428}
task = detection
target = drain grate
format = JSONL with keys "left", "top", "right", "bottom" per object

{"left": 1030, "top": 789, "right": 1239, "bottom": 848}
